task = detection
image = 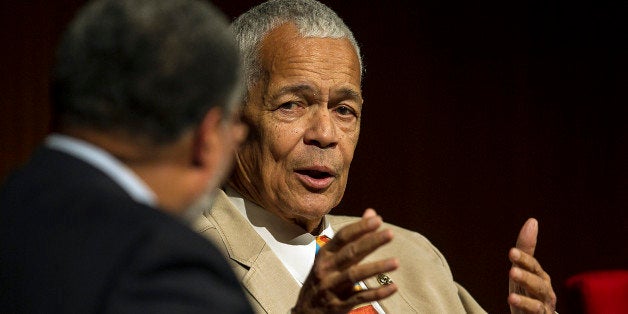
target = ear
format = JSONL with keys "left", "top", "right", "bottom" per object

{"left": 192, "top": 106, "right": 225, "bottom": 172}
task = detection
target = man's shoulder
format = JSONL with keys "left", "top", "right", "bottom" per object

{"left": 82, "top": 189, "right": 248, "bottom": 312}
{"left": 326, "top": 213, "right": 446, "bottom": 265}
{"left": 0, "top": 147, "right": 246, "bottom": 312}
{"left": 327, "top": 214, "right": 425, "bottom": 237}
{"left": 0, "top": 144, "right": 220, "bottom": 267}
{"left": 1, "top": 146, "right": 124, "bottom": 205}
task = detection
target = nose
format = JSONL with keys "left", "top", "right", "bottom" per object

{"left": 303, "top": 106, "right": 337, "bottom": 148}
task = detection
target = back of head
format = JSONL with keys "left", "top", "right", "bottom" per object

{"left": 52, "top": 0, "right": 241, "bottom": 146}
{"left": 232, "top": 0, "right": 362, "bottom": 89}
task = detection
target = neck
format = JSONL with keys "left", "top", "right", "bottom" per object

{"left": 301, "top": 217, "right": 324, "bottom": 235}
{"left": 228, "top": 183, "right": 323, "bottom": 234}
{"left": 228, "top": 155, "right": 325, "bottom": 234}
{"left": 63, "top": 128, "right": 198, "bottom": 215}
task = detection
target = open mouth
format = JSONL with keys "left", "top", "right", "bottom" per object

{"left": 295, "top": 169, "right": 333, "bottom": 179}
{"left": 294, "top": 167, "right": 336, "bottom": 190}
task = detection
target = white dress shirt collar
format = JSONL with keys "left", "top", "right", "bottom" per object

{"left": 224, "top": 187, "right": 385, "bottom": 313}
{"left": 225, "top": 187, "right": 334, "bottom": 285}
{"left": 45, "top": 133, "right": 157, "bottom": 207}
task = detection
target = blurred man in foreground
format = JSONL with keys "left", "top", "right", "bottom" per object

{"left": 0, "top": 0, "right": 252, "bottom": 312}
{"left": 191, "top": 0, "right": 557, "bottom": 313}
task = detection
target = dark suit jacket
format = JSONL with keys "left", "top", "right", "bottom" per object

{"left": 0, "top": 146, "right": 252, "bottom": 313}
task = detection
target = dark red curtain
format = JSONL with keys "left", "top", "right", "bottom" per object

{"left": 1, "top": 1, "right": 626, "bottom": 312}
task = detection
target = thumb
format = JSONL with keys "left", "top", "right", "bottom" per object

{"left": 515, "top": 218, "right": 538, "bottom": 256}
{"left": 362, "top": 208, "right": 377, "bottom": 219}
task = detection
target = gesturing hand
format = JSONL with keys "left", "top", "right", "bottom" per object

{"left": 292, "top": 209, "right": 399, "bottom": 314}
{"left": 508, "top": 218, "right": 557, "bottom": 314}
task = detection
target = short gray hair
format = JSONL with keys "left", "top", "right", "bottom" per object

{"left": 53, "top": 0, "right": 241, "bottom": 145}
{"left": 232, "top": 0, "right": 363, "bottom": 89}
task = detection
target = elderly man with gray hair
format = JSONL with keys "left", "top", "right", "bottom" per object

{"left": 192, "top": 0, "right": 557, "bottom": 313}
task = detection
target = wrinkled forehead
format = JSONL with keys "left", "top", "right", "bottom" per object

{"left": 257, "top": 23, "right": 362, "bottom": 91}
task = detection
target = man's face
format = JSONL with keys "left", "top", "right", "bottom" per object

{"left": 233, "top": 23, "right": 362, "bottom": 231}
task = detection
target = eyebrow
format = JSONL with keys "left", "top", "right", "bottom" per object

{"left": 270, "top": 84, "right": 362, "bottom": 103}
{"left": 332, "top": 87, "right": 362, "bottom": 103}
{"left": 270, "top": 84, "right": 317, "bottom": 101}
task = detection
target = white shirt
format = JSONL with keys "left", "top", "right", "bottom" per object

{"left": 45, "top": 133, "right": 157, "bottom": 207}
{"left": 225, "top": 188, "right": 385, "bottom": 313}
{"left": 226, "top": 187, "right": 334, "bottom": 284}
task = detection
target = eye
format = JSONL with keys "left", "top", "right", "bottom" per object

{"left": 274, "top": 101, "right": 306, "bottom": 120}
{"left": 278, "top": 101, "right": 299, "bottom": 111}
{"left": 335, "top": 105, "right": 357, "bottom": 117}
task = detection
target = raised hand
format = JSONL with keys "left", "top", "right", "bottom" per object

{"left": 292, "top": 209, "right": 398, "bottom": 314}
{"left": 508, "top": 218, "right": 557, "bottom": 314}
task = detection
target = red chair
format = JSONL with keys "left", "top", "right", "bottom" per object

{"left": 565, "top": 270, "right": 628, "bottom": 314}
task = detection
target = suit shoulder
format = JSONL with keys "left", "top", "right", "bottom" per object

{"left": 327, "top": 214, "right": 432, "bottom": 244}
{"left": 327, "top": 214, "right": 448, "bottom": 267}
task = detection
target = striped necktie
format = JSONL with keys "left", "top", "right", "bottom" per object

{"left": 315, "top": 235, "right": 379, "bottom": 314}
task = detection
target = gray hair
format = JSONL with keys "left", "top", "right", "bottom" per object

{"left": 52, "top": 0, "right": 241, "bottom": 145}
{"left": 232, "top": 0, "right": 363, "bottom": 89}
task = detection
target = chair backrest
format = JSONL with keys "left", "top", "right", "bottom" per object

{"left": 564, "top": 270, "right": 628, "bottom": 314}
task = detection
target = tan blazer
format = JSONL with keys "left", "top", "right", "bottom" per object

{"left": 192, "top": 190, "right": 487, "bottom": 313}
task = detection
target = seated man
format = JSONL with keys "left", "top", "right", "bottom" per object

{"left": 191, "top": 0, "right": 557, "bottom": 313}
{"left": 0, "top": 0, "right": 252, "bottom": 312}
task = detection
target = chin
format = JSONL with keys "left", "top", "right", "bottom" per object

{"left": 299, "top": 206, "right": 332, "bottom": 219}
{"left": 295, "top": 194, "right": 339, "bottom": 217}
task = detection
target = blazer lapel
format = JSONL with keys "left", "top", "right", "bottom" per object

{"left": 208, "top": 191, "right": 301, "bottom": 313}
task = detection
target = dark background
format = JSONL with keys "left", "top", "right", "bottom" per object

{"left": 1, "top": 1, "right": 626, "bottom": 313}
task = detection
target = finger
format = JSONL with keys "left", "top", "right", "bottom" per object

{"left": 345, "top": 283, "right": 398, "bottom": 306}
{"left": 324, "top": 213, "right": 383, "bottom": 253}
{"left": 362, "top": 208, "right": 377, "bottom": 219}
{"left": 325, "top": 258, "right": 399, "bottom": 292}
{"left": 332, "top": 229, "right": 394, "bottom": 270}
{"left": 509, "top": 266, "right": 554, "bottom": 304}
{"left": 509, "top": 248, "right": 550, "bottom": 281}
{"left": 515, "top": 218, "right": 538, "bottom": 257}
{"left": 508, "top": 292, "right": 550, "bottom": 314}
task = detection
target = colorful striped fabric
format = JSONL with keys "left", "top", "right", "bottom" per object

{"left": 315, "top": 235, "right": 331, "bottom": 254}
